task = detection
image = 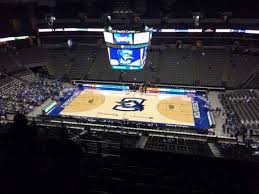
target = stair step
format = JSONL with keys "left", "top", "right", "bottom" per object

{"left": 208, "top": 143, "right": 222, "bottom": 157}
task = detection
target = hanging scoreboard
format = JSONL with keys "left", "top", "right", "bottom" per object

{"left": 103, "top": 30, "right": 152, "bottom": 70}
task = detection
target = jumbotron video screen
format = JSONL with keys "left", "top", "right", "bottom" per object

{"left": 103, "top": 30, "right": 152, "bottom": 70}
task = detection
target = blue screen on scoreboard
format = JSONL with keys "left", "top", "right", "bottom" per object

{"left": 110, "top": 48, "right": 140, "bottom": 66}
{"left": 109, "top": 47, "right": 143, "bottom": 70}
{"left": 113, "top": 33, "right": 133, "bottom": 45}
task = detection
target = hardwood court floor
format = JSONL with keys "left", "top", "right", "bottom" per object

{"left": 61, "top": 89, "right": 195, "bottom": 126}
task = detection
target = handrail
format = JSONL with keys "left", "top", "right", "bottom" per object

{"left": 33, "top": 116, "right": 239, "bottom": 144}
{"left": 72, "top": 79, "right": 226, "bottom": 91}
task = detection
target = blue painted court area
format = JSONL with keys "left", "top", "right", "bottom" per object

{"left": 47, "top": 84, "right": 211, "bottom": 133}
{"left": 193, "top": 95, "right": 211, "bottom": 133}
{"left": 48, "top": 90, "right": 82, "bottom": 116}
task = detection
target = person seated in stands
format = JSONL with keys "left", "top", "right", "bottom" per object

{"left": 8, "top": 112, "right": 38, "bottom": 151}
{"left": 4, "top": 113, "right": 40, "bottom": 193}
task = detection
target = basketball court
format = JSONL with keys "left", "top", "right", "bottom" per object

{"left": 60, "top": 89, "right": 195, "bottom": 127}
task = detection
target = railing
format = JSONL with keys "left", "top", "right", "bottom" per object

{"left": 31, "top": 115, "right": 239, "bottom": 145}
{"left": 78, "top": 139, "right": 121, "bottom": 156}
{"left": 72, "top": 79, "right": 226, "bottom": 91}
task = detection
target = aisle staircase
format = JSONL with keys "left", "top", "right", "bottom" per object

{"left": 208, "top": 143, "right": 222, "bottom": 157}
{"left": 136, "top": 136, "right": 149, "bottom": 148}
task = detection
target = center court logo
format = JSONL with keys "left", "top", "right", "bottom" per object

{"left": 113, "top": 98, "right": 145, "bottom": 111}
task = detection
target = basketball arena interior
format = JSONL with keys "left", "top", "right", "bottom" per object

{"left": 0, "top": 1, "right": 259, "bottom": 194}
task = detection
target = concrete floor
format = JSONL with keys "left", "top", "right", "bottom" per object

{"left": 208, "top": 91, "right": 229, "bottom": 137}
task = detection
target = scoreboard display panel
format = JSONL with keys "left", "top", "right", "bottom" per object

{"left": 133, "top": 32, "right": 150, "bottom": 44}
{"left": 108, "top": 47, "right": 146, "bottom": 70}
{"left": 103, "top": 31, "right": 114, "bottom": 44}
{"left": 113, "top": 33, "right": 133, "bottom": 45}
{"left": 141, "top": 46, "right": 148, "bottom": 66}
{"left": 109, "top": 48, "right": 141, "bottom": 66}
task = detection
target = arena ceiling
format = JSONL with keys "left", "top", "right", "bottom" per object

{"left": 0, "top": 0, "right": 258, "bottom": 19}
